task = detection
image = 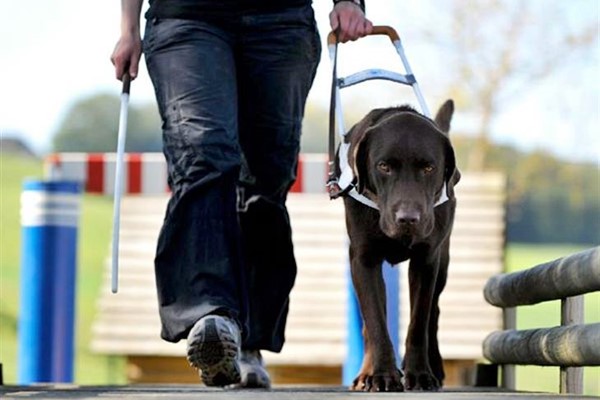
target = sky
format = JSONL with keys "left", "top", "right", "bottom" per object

{"left": 0, "top": 0, "right": 598, "bottom": 163}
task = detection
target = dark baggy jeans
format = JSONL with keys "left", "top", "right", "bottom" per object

{"left": 143, "top": 5, "right": 321, "bottom": 352}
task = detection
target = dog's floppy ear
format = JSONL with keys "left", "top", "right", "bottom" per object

{"left": 436, "top": 100, "right": 460, "bottom": 198}
{"left": 443, "top": 138, "right": 460, "bottom": 199}
{"left": 434, "top": 99, "right": 454, "bottom": 136}
{"left": 348, "top": 108, "right": 391, "bottom": 194}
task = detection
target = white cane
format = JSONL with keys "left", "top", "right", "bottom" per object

{"left": 111, "top": 73, "right": 131, "bottom": 294}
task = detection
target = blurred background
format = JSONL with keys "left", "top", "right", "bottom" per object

{"left": 1, "top": 0, "right": 598, "bottom": 393}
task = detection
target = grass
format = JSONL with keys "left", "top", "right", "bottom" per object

{"left": 0, "top": 154, "right": 40, "bottom": 384}
{"left": 0, "top": 152, "right": 597, "bottom": 394}
{"left": 0, "top": 153, "right": 126, "bottom": 384}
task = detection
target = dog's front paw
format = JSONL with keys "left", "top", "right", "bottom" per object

{"left": 404, "top": 368, "right": 440, "bottom": 391}
{"left": 372, "top": 371, "right": 404, "bottom": 392}
{"left": 351, "top": 372, "right": 372, "bottom": 391}
{"left": 352, "top": 370, "right": 404, "bottom": 392}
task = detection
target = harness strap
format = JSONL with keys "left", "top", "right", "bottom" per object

{"left": 326, "top": 40, "right": 375, "bottom": 209}
{"left": 326, "top": 40, "right": 339, "bottom": 197}
{"left": 335, "top": 138, "right": 450, "bottom": 210}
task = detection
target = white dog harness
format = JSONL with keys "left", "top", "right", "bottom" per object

{"left": 335, "top": 141, "right": 449, "bottom": 210}
{"left": 326, "top": 27, "right": 448, "bottom": 210}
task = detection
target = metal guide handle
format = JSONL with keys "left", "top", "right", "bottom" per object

{"left": 327, "top": 25, "right": 430, "bottom": 118}
{"left": 327, "top": 25, "right": 400, "bottom": 46}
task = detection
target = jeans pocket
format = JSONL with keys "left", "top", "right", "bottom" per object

{"left": 142, "top": 18, "right": 158, "bottom": 55}
{"left": 143, "top": 18, "right": 191, "bottom": 56}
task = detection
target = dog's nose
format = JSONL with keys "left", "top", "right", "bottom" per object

{"left": 396, "top": 210, "right": 420, "bottom": 226}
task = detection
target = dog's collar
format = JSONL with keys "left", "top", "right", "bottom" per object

{"left": 332, "top": 141, "right": 449, "bottom": 210}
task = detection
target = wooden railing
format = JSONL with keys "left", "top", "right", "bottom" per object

{"left": 482, "top": 247, "right": 600, "bottom": 394}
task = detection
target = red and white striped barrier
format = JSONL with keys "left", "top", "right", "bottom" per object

{"left": 289, "top": 153, "right": 328, "bottom": 193}
{"left": 45, "top": 153, "right": 169, "bottom": 195}
{"left": 44, "top": 153, "right": 329, "bottom": 195}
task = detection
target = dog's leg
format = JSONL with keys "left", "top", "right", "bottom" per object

{"left": 350, "top": 251, "right": 403, "bottom": 392}
{"left": 428, "top": 302, "right": 443, "bottom": 383}
{"left": 428, "top": 243, "right": 449, "bottom": 385}
{"left": 403, "top": 251, "right": 441, "bottom": 391}
{"left": 351, "top": 324, "right": 374, "bottom": 390}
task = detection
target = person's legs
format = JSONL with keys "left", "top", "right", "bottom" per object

{"left": 236, "top": 5, "right": 321, "bottom": 353}
{"left": 144, "top": 17, "right": 247, "bottom": 385}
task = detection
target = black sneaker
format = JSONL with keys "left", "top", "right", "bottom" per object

{"left": 186, "top": 315, "right": 241, "bottom": 387}
{"left": 238, "top": 349, "right": 272, "bottom": 388}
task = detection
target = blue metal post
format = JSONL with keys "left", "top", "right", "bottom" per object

{"left": 382, "top": 262, "right": 400, "bottom": 366}
{"left": 18, "top": 180, "right": 81, "bottom": 384}
{"left": 343, "top": 274, "right": 363, "bottom": 385}
{"left": 343, "top": 261, "right": 400, "bottom": 385}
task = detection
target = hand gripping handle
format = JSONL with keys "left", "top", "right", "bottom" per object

{"left": 122, "top": 72, "right": 131, "bottom": 95}
{"left": 327, "top": 25, "right": 400, "bottom": 46}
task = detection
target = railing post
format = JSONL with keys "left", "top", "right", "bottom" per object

{"left": 501, "top": 307, "right": 516, "bottom": 390}
{"left": 560, "top": 295, "right": 584, "bottom": 394}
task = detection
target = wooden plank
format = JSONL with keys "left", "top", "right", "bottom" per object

{"left": 265, "top": 364, "right": 342, "bottom": 385}
{"left": 441, "top": 344, "right": 490, "bottom": 359}
{"left": 484, "top": 247, "right": 600, "bottom": 307}
{"left": 127, "top": 355, "right": 346, "bottom": 385}
{"left": 92, "top": 340, "right": 186, "bottom": 356}
{"left": 95, "top": 299, "right": 347, "bottom": 315}
{"left": 455, "top": 208, "right": 504, "bottom": 218}
{"left": 483, "top": 323, "right": 600, "bottom": 366}
{"left": 11, "top": 381, "right": 574, "bottom": 397}
{"left": 451, "top": 222, "right": 505, "bottom": 235}
{"left": 447, "top": 236, "right": 504, "bottom": 246}
{"left": 449, "top": 248, "right": 504, "bottom": 259}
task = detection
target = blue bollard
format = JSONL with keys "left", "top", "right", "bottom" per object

{"left": 343, "top": 275, "right": 363, "bottom": 385}
{"left": 18, "top": 180, "right": 81, "bottom": 384}
{"left": 382, "top": 262, "right": 400, "bottom": 366}
{"left": 343, "top": 261, "right": 400, "bottom": 385}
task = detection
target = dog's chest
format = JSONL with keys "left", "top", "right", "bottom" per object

{"left": 381, "top": 238, "right": 412, "bottom": 265}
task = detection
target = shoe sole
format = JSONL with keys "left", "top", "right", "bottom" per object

{"left": 187, "top": 318, "right": 241, "bottom": 387}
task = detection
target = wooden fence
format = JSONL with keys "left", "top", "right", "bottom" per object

{"left": 482, "top": 247, "right": 600, "bottom": 394}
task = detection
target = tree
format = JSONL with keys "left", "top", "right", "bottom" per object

{"left": 452, "top": 134, "right": 599, "bottom": 244}
{"left": 420, "top": 0, "right": 596, "bottom": 170}
{"left": 52, "top": 93, "right": 162, "bottom": 152}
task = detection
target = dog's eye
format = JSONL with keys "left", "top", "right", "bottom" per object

{"left": 423, "top": 165, "right": 435, "bottom": 174}
{"left": 377, "top": 161, "right": 391, "bottom": 174}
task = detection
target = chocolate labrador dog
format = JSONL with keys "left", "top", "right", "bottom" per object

{"left": 337, "top": 100, "right": 459, "bottom": 392}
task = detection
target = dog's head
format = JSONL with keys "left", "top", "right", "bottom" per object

{"left": 348, "top": 99, "right": 459, "bottom": 244}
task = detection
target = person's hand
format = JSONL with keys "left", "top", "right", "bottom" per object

{"left": 329, "top": 1, "right": 373, "bottom": 43}
{"left": 111, "top": 33, "right": 142, "bottom": 81}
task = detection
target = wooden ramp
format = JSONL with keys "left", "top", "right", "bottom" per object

{"left": 91, "top": 172, "right": 506, "bottom": 385}
{"left": 1, "top": 385, "right": 593, "bottom": 399}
